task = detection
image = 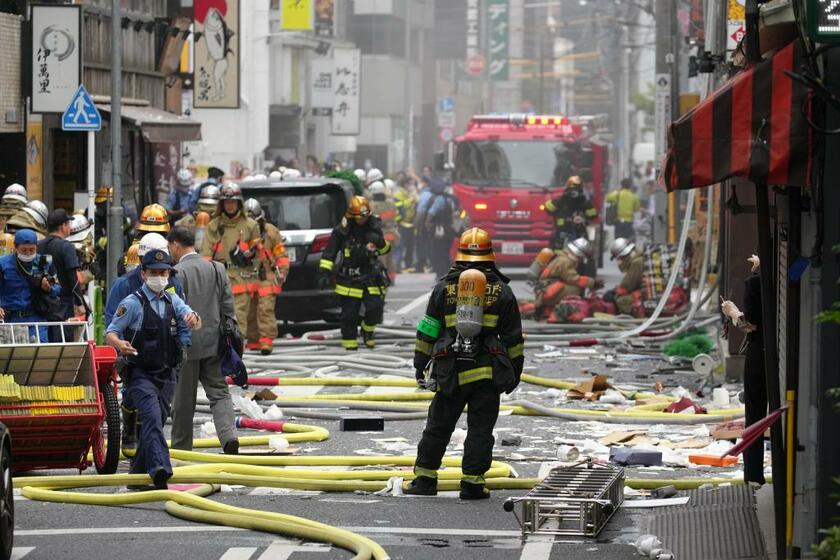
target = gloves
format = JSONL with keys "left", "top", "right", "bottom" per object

{"left": 593, "top": 278, "right": 605, "bottom": 290}
{"left": 721, "top": 300, "right": 742, "bottom": 320}
{"left": 504, "top": 377, "right": 520, "bottom": 395}
{"left": 415, "top": 369, "right": 425, "bottom": 388}
{"left": 176, "top": 346, "right": 189, "bottom": 372}
{"left": 748, "top": 254, "right": 760, "bottom": 272}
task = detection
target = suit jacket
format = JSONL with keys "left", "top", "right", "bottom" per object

{"left": 175, "top": 252, "right": 236, "bottom": 359}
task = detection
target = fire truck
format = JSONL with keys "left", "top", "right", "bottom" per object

{"left": 451, "top": 114, "right": 609, "bottom": 266}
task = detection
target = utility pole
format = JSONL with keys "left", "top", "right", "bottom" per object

{"left": 653, "top": 0, "right": 677, "bottom": 244}
{"left": 106, "top": 0, "right": 123, "bottom": 288}
{"left": 616, "top": 19, "right": 630, "bottom": 187}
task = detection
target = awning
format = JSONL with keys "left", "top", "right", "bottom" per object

{"left": 664, "top": 40, "right": 811, "bottom": 191}
{"left": 96, "top": 104, "right": 202, "bottom": 143}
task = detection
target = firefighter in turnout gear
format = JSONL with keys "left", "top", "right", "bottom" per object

{"left": 606, "top": 238, "right": 644, "bottom": 315}
{"left": 406, "top": 227, "right": 524, "bottom": 500}
{"left": 0, "top": 184, "right": 27, "bottom": 232}
{"left": 543, "top": 175, "right": 598, "bottom": 250}
{"left": 6, "top": 200, "right": 48, "bottom": 239}
{"left": 368, "top": 181, "right": 400, "bottom": 282}
{"left": 319, "top": 195, "right": 391, "bottom": 351}
{"left": 534, "top": 238, "right": 603, "bottom": 317}
{"left": 120, "top": 204, "right": 171, "bottom": 274}
{"left": 244, "top": 198, "right": 290, "bottom": 355}
{"left": 176, "top": 184, "right": 220, "bottom": 250}
{"left": 201, "top": 182, "right": 261, "bottom": 331}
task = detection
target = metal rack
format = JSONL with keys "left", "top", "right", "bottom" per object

{"left": 504, "top": 459, "right": 625, "bottom": 538}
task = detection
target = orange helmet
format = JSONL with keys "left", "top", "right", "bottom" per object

{"left": 95, "top": 186, "right": 113, "bottom": 204}
{"left": 138, "top": 203, "right": 170, "bottom": 233}
{"left": 346, "top": 195, "right": 371, "bottom": 218}
{"left": 456, "top": 227, "right": 494, "bottom": 262}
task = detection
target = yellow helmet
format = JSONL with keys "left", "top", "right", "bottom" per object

{"left": 346, "top": 195, "right": 371, "bottom": 218}
{"left": 138, "top": 203, "right": 170, "bottom": 233}
{"left": 124, "top": 242, "right": 140, "bottom": 269}
{"left": 456, "top": 227, "right": 495, "bottom": 262}
{"left": 566, "top": 175, "right": 583, "bottom": 188}
{"left": 95, "top": 186, "right": 113, "bottom": 204}
{"left": 0, "top": 233, "right": 15, "bottom": 256}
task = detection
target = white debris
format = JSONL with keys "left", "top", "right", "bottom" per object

{"left": 599, "top": 389, "right": 628, "bottom": 404}
{"left": 268, "top": 436, "right": 289, "bottom": 451}
{"left": 264, "top": 404, "right": 285, "bottom": 420}
{"left": 199, "top": 421, "right": 216, "bottom": 439}
{"left": 232, "top": 394, "right": 266, "bottom": 420}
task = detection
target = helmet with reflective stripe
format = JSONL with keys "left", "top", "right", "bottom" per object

{"left": 3, "top": 183, "right": 27, "bottom": 205}
{"left": 346, "top": 195, "right": 371, "bottom": 218}
{"left": 137, "top": 232, "right": 169, "bottom": 257}
{"left": 244, "top": 198, "right": 264, "bottom": 221}
{"left": 66, "top": 214, "right": 93, "bottom": 243}
{"left": 456, "top": 227, "right": 495, "bottom": 262}
{"left": 198, "top": 184, "right": 221, "bottom": 205}
{"left": 566, "top": 237, "right": 592, "bottom": 260}
{"left": 366, "top": 168, "right": 384, "bottom": 184}
{"left": 610, "top": 237, "right": 635, "bottom": 261}
{"left": 22, "top": 200, "right": 48, "bottom": 227}
{"left": 138, "top": 203, "right": 170, "bottom": 233}
{"left": 176, "top": 168, "right": 193, "bottom": 187}
{"left": 219, "top": 182, "right": 244, "bottom": 202}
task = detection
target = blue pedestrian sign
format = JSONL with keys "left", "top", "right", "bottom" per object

{"left": 62, "top": 85, "right": 101, "bottom": 132}
{"left": 438, "top": 96, "right": 455, "bottom": 113}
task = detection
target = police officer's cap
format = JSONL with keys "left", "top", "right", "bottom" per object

{"left": 14, "top": 229, "right": 37, "bottom": 246}
{"left": 141, "top": 249, "right": 173, "bottom": 270}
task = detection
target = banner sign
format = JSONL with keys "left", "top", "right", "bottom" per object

{"left": 487, "top": 0, "right": 509, "bottom": 81}
{"left": 310, "top": 58, "right": 334, "bottom": 116}
{"left": 331, "top": 47, "right": 360, "bottom": 135}
{"left": 30, "top": 5, "right": 81, "bottom": 114}
{"left": 315, "top": 0, "right": 334, "bottom": 36}
{"left": 281, "top": 0, "right": 313, "bottom": 31}
{"left": 194, "top": 0, "right": 240, "bottom": 108}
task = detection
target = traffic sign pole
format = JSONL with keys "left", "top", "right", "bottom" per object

{"left": 87, "top": 130, "right": 95, "bottom": 237}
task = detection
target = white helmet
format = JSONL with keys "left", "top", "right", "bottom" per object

{"left": 566, "top": 237, "right": 593, "bottom": 260}
{"left": 137, "top": 232, "right": 169, "bottom": 257}
{"left": 2, "top": 184, "right": 27, "bottom": 205}
{"left": 610, "top": 238, "right": 636, "bottom": 261}
{"left": 368, "top": 181, "right": 385, "bottom": 196}
{"left": 176, "top": 168, "right": 192, "bottom": 188}
{"left": 198, "top": 184, "right": 221, "bottom": 206}
{"left": 366, "top": 168, "right": 384, "bottom": 184}
{"left": 65, "top": 214, "right": 93, "bottom": 243}
{"left": 283, "top": 168, "right": 302, "bottom": 180}
{"left": 241, "top": 175, "right": 256, "bottom": 182}
{"left": 383, "top": 178, "right": 397, "bottom": 194}
{"left": 22, "top": 200, "right": 48, "bottom": 227}
{"left": 269, "top": 170, "right": 283, "bottom": 181}
{"left": 244, "top": 198, "right": 264, "bottom": 221}
{"left": 353, "top": 169, "right": 367, "bottom": 182}
{"left": 253, "top": 173, "right": 268, "bottom": 181}
{"left": 278, "top": 166, "right": 288, "bottom": 174}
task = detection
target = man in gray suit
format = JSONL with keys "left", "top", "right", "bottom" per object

{"left": 168, "top": 226, "right": 239, "bottom": 454}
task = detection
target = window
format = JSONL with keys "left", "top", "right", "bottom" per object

{"left": 245, "top": 188, "right": 344, "bottom": 231}
{"left": 347, "top": 13, "right": 405, "bottom": 58}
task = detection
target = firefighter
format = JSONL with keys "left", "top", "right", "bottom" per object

{"left": 6, "top": 200, "right": 48, "bottom": 239}
{"left": 393, "top": 178, "right": 417, "bottom": 272}
{"left": 368, "top": 181, "right": 399, "bottom": 282}
{"left": 244, "top": 198, "right": 290, "bottom": 355}
{"left": 319, "top": 195, "right": 390, "bottom": 351}
{"left": 200, "top": 182, "right": 261, "bottom": 331}
{"left": 544, "top": 175, "right": 597, "bottom": 250}
{"left": 66, "top": 214, "right": 97, "bottom": 293}
{"left": 605, "top": 178, "right": 641, "bottom": 241}
{"left": 406, "top": 227, "right": 524, "bottom": 499}
{"left": 606, "top": 238, "right": 644, "bottom": 315}
{"left": 120, "top": 204, "right": 171, "bottom": 274}
{"left": 0, "top": 184, "right": 27, "bottom": 231}
{"left": 166, "top": 168, "right": 198, "bottom": 225}
{"left": 175, "top": 184, "right": 220, "bottom": 243}
{"left": 534, "top": 238, "right": 603, "bottom": 317}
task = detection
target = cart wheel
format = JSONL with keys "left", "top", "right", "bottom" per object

{"left": 0, "top": 439, "right": 13, "bottom": 559}
{"left": 93, "top": 383, "right": 121, "bottom": 474}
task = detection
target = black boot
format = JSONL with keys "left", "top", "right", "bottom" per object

{"left": 459, "top": 480, "right": 490, "bottom": 500}
{"left": 405, "top": 476, "right": 437, "bottom": 496}
{"left": 122, "top": 406, "right": 137, "bottom": 450}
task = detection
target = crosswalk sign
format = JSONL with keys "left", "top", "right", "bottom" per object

{"left": 62, "top": 85, "right": 101, "bottom": 131}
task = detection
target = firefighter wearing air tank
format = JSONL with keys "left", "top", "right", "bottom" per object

{"left": 543, "top": 175, "right": 597, "bottom": 249}
{"left": 606, "top": 238, "right": 644, "bottom": 315}
{"left": 319, "top": 196, "right": 390, "bottom": 351}
{"left": 533, "top": 238, "right": 603, "bottom": 316}
{"left": 406, "top": 227, "right": 524, "bottom": 500}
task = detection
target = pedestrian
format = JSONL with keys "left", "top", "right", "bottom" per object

{"left": 167, "top": 227, "right": 240, "bottom": 454}
{"left": 319, "top": 196, "right": 390, "bottom": 350}
{"left": 721, "top": 254, "right": 766, "bottom": 484}
{"left": 423, "top": 179, "right": 458, "bottom": 278}
{"left": 166, "top": 168, "right": 199, "bottom": 226}
{"left": 39, "top": 209, "right": 85, "bottom": 321}
{"left": 414, "top": 175, "right": 433, "bottom": 272}
{"left": 305, "top": 155, "right": 321, "bottom": 177}
{"left": 406, "top": 228, "right": 524, "bottom": 499}
{"left": 606, "top": 178, "right": 641, "bottom": 241}
{"left": 105, "top": 249, "right": 200, "bottom": 490}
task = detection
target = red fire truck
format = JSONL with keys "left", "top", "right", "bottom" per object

{"left": 451, "top": 114, "right": 609, "bottom": 266}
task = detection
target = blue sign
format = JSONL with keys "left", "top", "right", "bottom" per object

{"left": 62, "top": 85, "right": 101, "bottom": 131}
{"left": 438, "top": 96, "right": 455, "bottom": 113}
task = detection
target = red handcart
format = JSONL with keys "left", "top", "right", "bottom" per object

{"left": 0, "top": 322, "right": 121, "bottom": 474}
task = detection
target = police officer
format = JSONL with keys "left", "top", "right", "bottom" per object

{"left": 606, "top": 238, "right": 644, "bottom": 316}
{"left": 244, "top": 198, "right": 289, "bottom": 355}
{"left": 544, "top": 175, "right": 597, "bottom": 250}
{"left": 534, "top": 238, "right": 603, "bottom": 318}
{"left": 406, "top": 228, "right": 524, "bottom": 499}
{"left": 166, "top": 168, "right": 199, "bottom": 225}
{"left": 105, "top": 249, "right": 200, "bottom": 490}
{"left": 319, "top": 195, "right": 390, "bottom": 351}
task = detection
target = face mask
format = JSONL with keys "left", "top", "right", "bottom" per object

{"left": 17, "top": 253, "right": 36, "bottom": 263}
{"left": 145, "top": 276, "right": 168, "bottom": 293}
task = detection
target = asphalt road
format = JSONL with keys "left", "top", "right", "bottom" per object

{"left": 10, "top": 264, "right": 732, "bottom": 560}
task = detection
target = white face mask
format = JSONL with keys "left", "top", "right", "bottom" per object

{"left": 17, "top": 252, "right": 36, "bottom": 263}
{"left": 145, "top": 276, "right": 168, "bottom": 293}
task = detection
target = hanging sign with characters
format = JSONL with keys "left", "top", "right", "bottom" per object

{"left": 30, "top": 5, "right": 81, "bottom": 114}
{"left": 194, "top": 0, "right": 240, "bottom": 108}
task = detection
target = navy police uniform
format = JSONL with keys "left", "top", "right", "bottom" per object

{"left": 106, "top": 250, "right": 194, "bottom": 488}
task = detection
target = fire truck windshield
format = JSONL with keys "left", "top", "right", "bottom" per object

{"left": 454, "top": 140, "right": 578, "bottom": 188}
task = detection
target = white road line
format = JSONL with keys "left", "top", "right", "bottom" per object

{"left": 518, "top": 519, "right": 559, "bottom": 560}
{"left": 395, "top": 292, "right": 429, "bottom": 315}
{"left": 256, "top": 541, "right": 329, "bottom": 560}
{"left": 11, "top": 548, "right": 35, "bottom": 559}
{"left": 218, "top": 547, "right": 257, "bottom": 560}
{"left": 343, "top": 526, "right": 522, "bottom": 537}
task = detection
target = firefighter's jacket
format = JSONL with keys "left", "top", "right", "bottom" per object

{"left": 414, "top": 263, "right": 524, "bottom": 395}
{"left": 200, "top": 211, "right": 261, "bottom": 296}
{"left": 617, "top": 252, "right": 644, "bottom": 296}
{"left": 319, "top": 216, "right": 391, "bottom": 295}
{"left": 544, "top": 187, "right": 597, "bottom": 229}
{"left": 5, "top": 210, "right": 46, "bottom": 239}
{"left": 536, "top": 250, "right": 593, "bottom": 306}
{"left": 394, "top": 188, "right": 417, "bottom": 228}
{"left": 370, "top": 196, "right": 400, "bottom": 245}
{"left": 254, "top": 220, "right": 290, "bottom": 296}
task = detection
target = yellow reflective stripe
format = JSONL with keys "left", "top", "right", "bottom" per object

{"left": 445, "top": 314, "right": 456, "bottom": 327}
{"left": 462, "top": 474, "right": 485, "bottom": 485}
{"left": 379, "top": 240, "right": 391, "bottom": 255}
{"left": 341, "top": 339, "right": 359, "bottom": 349}
{"left": 444, "top": 314, "right": 498, "bottom": 328}
{"left": 415, "top": 339, "right": 433, "bottom": 355}
{"left": 414, "top": 466, "right": 438, "bottom": 479}
{"left": 335, "top": 284, "right": 364, "bottom": 298}
{"left": 555, "top": 217, "right": 566, "bottom": 226}
{"left": 507, "top": 343, "right": 524, "bottom": 359}
{"left": 343, "top": 247, "right": 351, "bottom": 257}
{"left": 458, "top": 367, "right": 493, "bottom": 385}
{"left": 361, "top": 322, "right": 376, "bottom": 333}
{"left": 319, "top": 258, "right": 334, "bottom": 271}
{"left": 367, "top": 286, "right": 383, "bottom": 295}
{"left": 545, "top": 200, "right": 556, "bottom": 212}
{"left": 585, "top": 208, "right": 598, "bottom": 217}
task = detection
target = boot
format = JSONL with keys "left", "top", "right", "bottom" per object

{"left": 246, "top": 342, "right": 260, "bottom": 352}
{"left": 223, "top": 439, "right": 240, "bottom": 455}
{"left": 362, "top": 329, "right": 376, "bottom": 349}
{"left": 459, "top": 480, "right": 490, "bottom": 500}
{"left": 405, "top": 476, "right": 437, "bottom": 496}
{"left": 122, "top": 407, "right": 137, "bottom": 450}
{"left": 260, "top": 342, "right": 273, "bottom": 355}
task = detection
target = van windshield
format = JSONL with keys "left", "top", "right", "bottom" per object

{"left": 454, "top": 140, "right": 587, "bottom": 188}
{"left": 244, "top": 188, "right": 345, "bottom": 230}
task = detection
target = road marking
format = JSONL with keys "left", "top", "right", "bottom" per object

{"left": 518, "top": 519, "right": 559, "bottom": 560}
{"left": 343, "top": 526, "right": 523, "bottom": 537}
{"left": 11, "top": 548, "right": 35, "bottom": 559}
{"left": 218, "top": 548, "right": 257, "bottom": 560}
{"left": 395, "top": 292, "right": 429, "bottom": 315}
{"left": 256, "top": 541, "right": 329, "bottom": 560}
